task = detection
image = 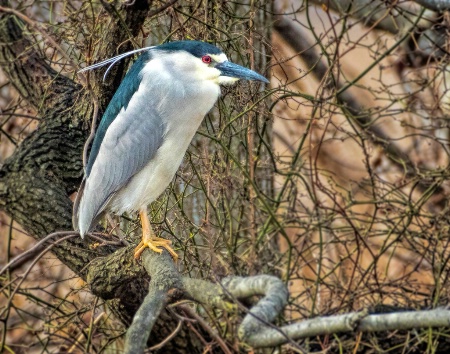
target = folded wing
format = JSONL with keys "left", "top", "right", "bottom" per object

{"left": 74, "top": 89, "right": 165, "bottom": 236}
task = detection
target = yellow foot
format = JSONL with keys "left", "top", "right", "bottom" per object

{"left": 134, "top": 236, "right": 179, "bottom": 261}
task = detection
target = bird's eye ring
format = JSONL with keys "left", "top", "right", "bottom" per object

{"left": 202, "top": 55, "right": 212, "bottom": 64}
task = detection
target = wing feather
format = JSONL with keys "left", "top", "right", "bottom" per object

{"left": 75, "top": 91, "right": 165, "bottom": 236}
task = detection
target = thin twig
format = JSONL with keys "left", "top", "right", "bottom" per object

{"left": 0, "top": 231, "right": 78, "bottom": 276}
{"left": 147, "top": 320, "right": 183, "bottom": 351}
{"left": 67, "top": 307, "right": 105, "bottom": 353}
{"left": 85, "top": 233, "right": 123, "bottom": 246}
{"left": 83, "top": 97, "right": 99, "bottom": 170}
{"left": 106, "top": 213, "right": 129, "bottom": 245}
{"left": 147, "top": 0, "right": 179, "bottom": 18}
{"left": 0, "top": 234, "right": 79, "bottom": 318}
{"left": 178, "top": 304, "right": 233, "bottom": 354}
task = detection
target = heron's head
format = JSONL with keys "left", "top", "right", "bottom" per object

{"left": 153, "top": 41, "right": 269, "bottom": 86}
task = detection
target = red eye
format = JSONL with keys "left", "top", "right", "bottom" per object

{"left": 202, "top": 55, "right": 212, "bottom": 64}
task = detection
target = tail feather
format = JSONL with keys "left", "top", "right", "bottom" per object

{"left": 72, "top": 179, "right": 86, "bottom": 237}
{"left": 73, "top": 178, "right": 114, "bottom": 237}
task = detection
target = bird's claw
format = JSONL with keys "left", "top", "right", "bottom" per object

{"left": 134, "top": 237, "right": 179, "bottom": 261}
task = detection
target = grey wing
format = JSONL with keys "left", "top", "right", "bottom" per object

{"left": 75, "top": 102, "right": 165, "bottom": 236}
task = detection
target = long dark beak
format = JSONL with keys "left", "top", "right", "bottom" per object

{"left": 216, "top": 61, "right": 269, "bottom": 83}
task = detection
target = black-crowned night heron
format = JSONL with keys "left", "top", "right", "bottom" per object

{"left": 73, "top": 40, "right": 268, "bottom": 261}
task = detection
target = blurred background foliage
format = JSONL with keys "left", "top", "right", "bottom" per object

{"left": 2, "top": 0, "right": 450, "bottom": 352}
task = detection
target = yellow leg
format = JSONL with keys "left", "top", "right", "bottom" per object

{"left": 134, "top": 207, "right": 178, "bottom": 261}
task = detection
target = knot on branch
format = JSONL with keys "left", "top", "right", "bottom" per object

{"left": 347, "top": 309, "right": 369, "bottom": 330}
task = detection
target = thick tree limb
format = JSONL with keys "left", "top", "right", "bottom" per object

{"left": 125, "top": 286, "right": 167, "bottom": 353}
{"left": 181, "top": 277, "right": 235, "bottom": 311}
{"left": 359, "top": 309, "right": 450, "bottom": 331}
{"left": 124, "top": 249, "right": 181, "bottom": 353}
{"left": 246, "top": 311, "right": 369, "bottom": 347}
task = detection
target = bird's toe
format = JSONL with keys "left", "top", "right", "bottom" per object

{"left": 134, "top": 237, "right": 178, "bottom": 261}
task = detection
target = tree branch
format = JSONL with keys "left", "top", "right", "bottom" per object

{"left": 124, "top": 250, "right": 180, "bottom": 353}
{"left": 244, "top": 308, "right": 450, "bottom": 347}
{"left": 221, "top": 275, "right": 289, "bottom": 339}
